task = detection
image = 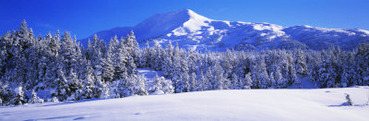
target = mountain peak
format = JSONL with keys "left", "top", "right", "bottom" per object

{"left": 133, "top": 9, "right": 210, "bottom": 40}
{"left": 157, "top": 9, "right": 210, "bottom": 21}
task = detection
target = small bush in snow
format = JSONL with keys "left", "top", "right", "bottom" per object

{"left": 345, "top": 93, "right": 353, "bottom": 106}
{"left": 151, "top": 74, "right": 174, "bottom": 95}
{"left": 52, "top": 97, "right": 59, "bottom": 103}
{"left": 29, "top": 90, "right": 44, "bottom": 104}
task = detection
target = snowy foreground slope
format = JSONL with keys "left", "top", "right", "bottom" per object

{"left": 1, "top": 87, "right": 368, "bottom": 121}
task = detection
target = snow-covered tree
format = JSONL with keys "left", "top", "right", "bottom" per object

{"left": 244, "top": 73, "right": 253, "bottom": 89}
{"left": 124, "top": 75, "right": 148, "bottom": 96}
{"left": 82, "top": 63, "right": 94, "bottom": 99}
{"left": 151, "top": 74, "right": 174, "bottom": 95}
{"left": 113, "top": 38, "right": 128, "bottom": 81}
{"left": 176, "top": 72, "right": 190, "bottom": 93}
{"left": 295, "top": 49, "right": 307, "bottom": 76}
{"left": 190, "top": 72, "right": 198, "bottom": 91}
{"left": 212, "top": 60, "right": 224, "bottom": 90}
{"left": 100, "top": 82, "right": 110, "bottom": 99}
{"left": 231, "top": 74, "right": 242, "bottom": 89}
{"left": 0, "top": 20, "right": 368, "bottom": 105}
{"left": 29, "top": 89, "right": 43, "bottom": 104}
{"left": 54, "top": 61, "right": 69, "bottom": 101}
{"left": 251, "top": 57, "right": 269, "bottom": 88}
{"left": 198, "top": 72, "right": 207, "bottom": 91}
{"left": 13, "top": 85, "right": 25, "bottom": 105}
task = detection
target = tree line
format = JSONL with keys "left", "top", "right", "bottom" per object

{"left": 0, "top": 20, "right": 368, "bottom": 106}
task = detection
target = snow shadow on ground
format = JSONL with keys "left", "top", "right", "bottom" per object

{"left": 41, "top": 99, "right": 103, "bottom": 107}
{"left": 328, "top": 102, "right": 369, "bottom": 107}
{"left": 24, "top": 114, "right": 85, "bottom": 121}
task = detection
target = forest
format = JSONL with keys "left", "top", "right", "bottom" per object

{"left": 0, "top": 20, "right": 368, "bottom": 106}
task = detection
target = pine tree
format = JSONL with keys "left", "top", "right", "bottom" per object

{"left": 13, "top": 85, "right": 25, "bottom": 105}
{"left": 176, "top": 72, "right": 190, "bottom": 93}
{"left": 223, "top": 49, "right": 235, "bottom": 78}
{"left": 54, "top": 60, "right": 69, "bottom": 101}
{"left": 82, "top": 62, "right": 94, "bottom": 99}
{"left": 190, "top": 72, "right": 197, "bottom": 91}
{"left": 133, "top": 75, "right": 148, "bottom": 96}
{"left": 205, "top": 68, "right": 212, "bottom": 90}
{"left": 100, "top": 82, "right": 110, "bottom": 99}
{"left": 124, "top": 31, "right": 139, "bottom": 58}
{"left": 123, "top": 75, "right": 148, "bottom": 97}
{"left": 67, "top": 68, "right": 82, "bottom": 101}
{"left": 109, "top": 80, "right": 121, "bottom": 98}
{"left": 212, "top": 60, "right": 224, "bottom": 90}
{"left": 251, "top": 57, "right": 269, "bottom": 88}
{"left": 29, "top": 89, "right": 43, "bottom": 104}
{"left": 163, "top": 41, "right": 174, "bottom": 76}
{"left": 0, "top": 81, "right": 13, "bottom": 106}
{"left": 274, "top": 66, "right": 287, "bottom": 88}
{"left": 60, "top": 32, "right": 78, "bottom": 73}
{"left": 317, "top": 60, "right": 334, "bottom": 88}
{"left": 286, "top": 54, "right": 297, "bottom": 86}
{"left": 126, "top": 56, "right": 137, "bottom": 75}
{"left": 244, "top": 73, "right": 253, "bottom": 89}
{"left": 102, "top": 55, "right": 114, "bottom": 82}
{"left": 295, "top": 49, "right": 308, "bottom": 76}
{"left": 355, "top": 43, "right": 369, "bottom": 85}
{"left": 152, "top": 74, "right": 174, "bottom": 94}
{"left": 198, "top": 72, "right": 207, "bottom": 91}
{"left": 114, "top": 38, "right": 128, "bottom": 80}
{"left": 231, "top": 74, "right": 242, "bottom": 89}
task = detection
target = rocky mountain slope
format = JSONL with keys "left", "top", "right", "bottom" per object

{"left": 81, "top": 9, "right": 369, "bottom": 51}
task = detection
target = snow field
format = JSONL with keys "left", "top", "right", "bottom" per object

{"left": 1, "top": 87, "right": 368, "bottom": 121}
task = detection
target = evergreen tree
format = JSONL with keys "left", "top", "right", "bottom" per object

{"left": 82, "top": 63, "right": 94, "bottom": 99}
{"left": 54, "top": 60, "right": 69, "bottom": 101}
{"left": 176, "top": 72, "right": 190, "bottom": 93}
{"left": 114, "top": 38, "right": 128, "bottom": 80}
{"left": 231, "top": 74, "right": 242, "bottom": 89}
{"left": 152, "top": 74, "right": 174, "bottom": 94}
{"left": 13, "top": 85, "right": 25, "bottom": 105}
{"left": 29, "top": 89, "right": 43, "bottom": 104}
{"left": 244, "top": 73, "right": 253, "bottom": 89}
{"left": 251, "top": 57, "right": 269, "bottom": 88}
{"left": 198, "top": 72, "right": 207, "bottom": 91}
{"left": 123, "top": 75, "right": 148, "bottom": 97}
{"left": 102, "top": 53, "right": 114, "bottom": 82}
{"left": 190, "top": 72, "right": 197, "bottom": 91}
{"left": 100, "top": 82, "right": 110, "bottom": 99}
{"left": 163, "top": 41, "right": 174, "bottom": 76}
{"left": 295, "top": 49, "right": 308, "bottom": 76}
{"left": 355, "top": 43, "right": 369, "bottom": 85}
{"left": 204, "top": 68, "right": 212, "bottom": 90}
{"left": 212, "top": 60, "right": 224, "bottom": 90}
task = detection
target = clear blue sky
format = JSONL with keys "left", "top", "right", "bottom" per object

{"left": 1, "top": 0, "right": 369, "bottom": 39}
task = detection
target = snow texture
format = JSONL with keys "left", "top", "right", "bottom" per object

{"left": 1, "top": 87, "right": 368, "bottom": 121}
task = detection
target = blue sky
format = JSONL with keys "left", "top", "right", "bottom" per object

{"left": 1, "top": 0, "right": 369, "bottom": 39}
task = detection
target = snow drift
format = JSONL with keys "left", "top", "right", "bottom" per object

{"left": 1, "top": 87, "right": 368, "bottom": 121}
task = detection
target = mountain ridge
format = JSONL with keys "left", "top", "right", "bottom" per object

{"left": 81, "top": 9, "right": 369, "bottom": 51}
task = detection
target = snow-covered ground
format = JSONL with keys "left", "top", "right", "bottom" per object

{"left": 137, "top": 68, "right": 163, "bottom": 81}
{"left": 1, "top": 87, "right": 368, "bottom": 121}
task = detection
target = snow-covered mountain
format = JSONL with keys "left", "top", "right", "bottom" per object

{"left": 81, "top": 9, "right": 369, "bottom": 51}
